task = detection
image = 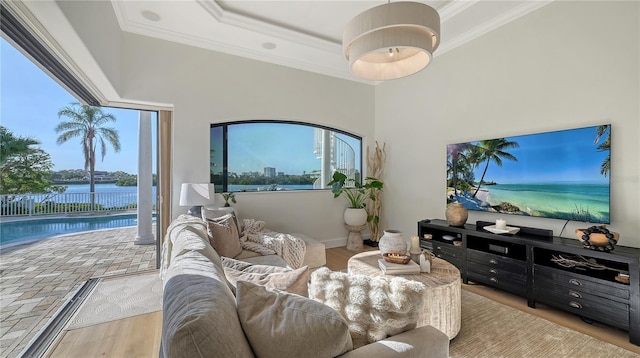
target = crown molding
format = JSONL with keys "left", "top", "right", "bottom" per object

{"left": 437, "top": 0, "right": 554, "bottom": 56}
{"left": 198, "top": 0, "right": 341, "bottom": 52}
{"left": 111, "top": 1, "right": 555, "bottom": 84}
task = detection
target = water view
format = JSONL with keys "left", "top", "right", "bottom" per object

{"left": 483, "top": 183, "right": 610, "bottom": 223}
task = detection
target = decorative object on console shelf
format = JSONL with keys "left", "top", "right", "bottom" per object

{"left": 179, "top": 183, "right": 215, "bottom": 217}
{"left": 475, "top": 221, "right": 553, "bottom": 239}
{"left": 483, "top": 225, "right": 520, "bottom": 235}
{"left": 576, "top": 225, "right": 619, "bottom": 252}
{"left": 378, "top": 229, "right": 407, "bottom": 256}
{"left": 445, "top": 202, "right": 468, "bottom": 227}
{"left": 222, "top": 192, "right": 236, "bottom": 207}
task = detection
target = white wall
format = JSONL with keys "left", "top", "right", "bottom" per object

{"left": 115, "top": 34, "right": 375, "bottom": 247}
{"left": 375, "top": 1, "right": 640, "bottom": 247}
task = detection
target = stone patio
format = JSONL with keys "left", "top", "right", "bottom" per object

{"left": 0, "top": 227, "right": 157, "bottom": 358}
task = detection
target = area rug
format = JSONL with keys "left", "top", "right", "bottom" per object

{"left": 67, "top": 271, "right": 162, "bottom": 330}
{"left": 450, "top": 289, "right": 637, "bottom": 357}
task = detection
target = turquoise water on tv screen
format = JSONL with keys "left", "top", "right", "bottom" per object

{"left": 486, "top": 183, "right": 610, "bottom": 223}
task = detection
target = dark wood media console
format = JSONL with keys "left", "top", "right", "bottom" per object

{"left": 418, "top": 219, "right": 640, "bottom": 346}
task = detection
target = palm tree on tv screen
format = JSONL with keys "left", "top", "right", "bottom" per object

{"left": 472, "top": 138, "right": 519, "bottom": 198}
{"left": 55, "top": 103, "right": 121, "bottom": 208}
{"left": 594, "top": 125, "right": 611, "bottom": 177}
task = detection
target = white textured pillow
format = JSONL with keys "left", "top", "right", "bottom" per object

{"left": 236, "top": 281, "right": 353, "bottom": 358}
{"left": 309, "top": 267, "right": 426, "bottom": 348}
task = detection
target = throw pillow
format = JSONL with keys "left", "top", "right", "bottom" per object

{"left": 309, "top": 267, "right": 426, "bottom": 349}
{"left": 236, "top": 281, "right": 353, "bottom": 358}
{"left": 201, "top": 208, "right": 242, "bottom": 258}
{"left": 228, "top": 266, "right": 309, "bottom": 297}
{"left": 221, "top": 256, "right": 290, "bottom": 274}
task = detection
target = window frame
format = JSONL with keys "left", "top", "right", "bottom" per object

{"left": 210, "top": 120, "right": 363, "bottom": 193}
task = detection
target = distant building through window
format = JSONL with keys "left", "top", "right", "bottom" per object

{"left": 210, "top": 121, "right": 362, "bottom": 192}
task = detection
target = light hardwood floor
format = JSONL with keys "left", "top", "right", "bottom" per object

{"left": 44, "top": 246, "right": 639, "bottom": 356}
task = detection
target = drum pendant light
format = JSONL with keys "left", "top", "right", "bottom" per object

{"left": 343, "top": 1, "right": 440, "bottom": 81}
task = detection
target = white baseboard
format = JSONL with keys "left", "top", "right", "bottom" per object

{"left": 322, "top": 237, "right": 347, "bottom": 248}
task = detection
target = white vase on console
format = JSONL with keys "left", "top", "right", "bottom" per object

{"left": 379, "top": 230, "right": 407, "bottom": 255}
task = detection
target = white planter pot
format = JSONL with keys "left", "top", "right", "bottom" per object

{"left": 344, "top": 208, "right": 367, "bottom": 226}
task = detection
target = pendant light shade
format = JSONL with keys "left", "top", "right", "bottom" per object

{"left": 343, "top": 1, "right": 440, "bottom": 81}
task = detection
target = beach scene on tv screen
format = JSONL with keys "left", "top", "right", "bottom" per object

{"left": 447, "top": 125, "right": 611, "bottom": 224}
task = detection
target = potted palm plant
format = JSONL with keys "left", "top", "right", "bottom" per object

{"left": 328, "top": 172, "right": 383, "bottom": 226}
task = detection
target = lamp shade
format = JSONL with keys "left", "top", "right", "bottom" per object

{"left": 179, "top": 183, "right": 215, "bottom": 206}
{"left": 343, "top": 1, "right": 440, "bottom": 81}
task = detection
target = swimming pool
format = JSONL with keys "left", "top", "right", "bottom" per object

{"left": 0, "top": 214, "right": 155, "bottom": 248}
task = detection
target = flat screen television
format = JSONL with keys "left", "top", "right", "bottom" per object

{"left": 447, "top": 124, "right": 611, "bottom": 224}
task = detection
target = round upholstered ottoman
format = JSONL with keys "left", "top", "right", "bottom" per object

{"left": 348, "top": 250, "right": 461, "bottom": 339}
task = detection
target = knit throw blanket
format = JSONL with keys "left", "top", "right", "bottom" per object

{"left": 240, "top": 218, "right": 306, "bottom": 269}
{"left": 310, "top": 267, "right": 426, "bottom": 348}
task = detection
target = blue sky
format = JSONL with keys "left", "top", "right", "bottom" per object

{"left": 223, "top": 123, "right": 361, "bottom": 175}
{"left": 1, "top": 39, "right": 150, "bottom": 174}
{"left": 457, "top": 126, "right": 610, "bottom": 184}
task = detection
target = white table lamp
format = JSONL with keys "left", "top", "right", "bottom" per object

{"left": 179, "top": 183, "right": 215, "bottom": 216}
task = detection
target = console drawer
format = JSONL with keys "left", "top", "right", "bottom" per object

{"left": 467, "top": 249, "right": 526, "bottom": 273}
{"left": 535, "top": 277, "right": 629, "bottom": 312}
{"left": 467, "top": 261, "right": 527, "bottom": 296}
{"left": 421, "top": 241, "right": 463, "bottom": 270}
{"left": 533, "top": 285, "right": 629, "bottom": 330}
{"left": 534, "top": 265, "right": 629, "bottom": 301}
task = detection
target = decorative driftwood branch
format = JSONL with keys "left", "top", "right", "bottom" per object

{"left": 366, "top": 141, "right": 386, "bottom": 242}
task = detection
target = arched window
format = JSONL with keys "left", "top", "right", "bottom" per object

{"left": 210, "top": 121, "right": 362, "bottom": 192}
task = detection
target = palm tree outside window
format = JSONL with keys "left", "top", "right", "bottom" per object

{"left": 55, "top": 102, "right": 121, "bottom": 208}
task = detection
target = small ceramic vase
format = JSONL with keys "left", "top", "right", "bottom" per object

{"left": 379, "top": 230, "right": 407, "bottom": 256}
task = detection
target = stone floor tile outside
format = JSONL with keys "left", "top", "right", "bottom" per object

{"left": 0, "top": 226, "right": 157, "bottom": 358}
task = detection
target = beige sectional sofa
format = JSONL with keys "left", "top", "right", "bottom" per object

{"left": 160, "top": 215, "right": 449, "bottom": 358}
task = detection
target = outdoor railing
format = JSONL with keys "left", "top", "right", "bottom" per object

{"left": 0, "top": 192, "right": 139, "bottom": 217}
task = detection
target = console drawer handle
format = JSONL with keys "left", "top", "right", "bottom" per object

{"left": 569, "top": 291, "right": 582, "bottom": 299}
{"left": 490, "top": 277, "right": 498, "bottom": 283}
{"left": 569, "top": 279, "right": 582, "bottom": 286}
{"left": 489, "top": 259, "right": 498, "bottom": 265}
{"left": 569, "top": 301, "right": 582, "bottom": 309}
{"left": 489, "top": 269, "right": 498, "bottom": 274}
{"left": 436, "top": 246, "right": 442, "bottom": 250}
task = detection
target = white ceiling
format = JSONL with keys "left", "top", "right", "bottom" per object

{"left": 112, "top": 0, "right": 553, "bottom": 83}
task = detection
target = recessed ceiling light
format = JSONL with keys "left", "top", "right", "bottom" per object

{"left": 141, "top": 10, "right": 161, "bottom": 22}
{"left": 262, "top": 42, "right": 277, "bottom": 50}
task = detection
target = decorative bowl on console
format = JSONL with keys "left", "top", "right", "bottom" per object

{"left": 575, "top": 225, "right": 619, "bottom": 252}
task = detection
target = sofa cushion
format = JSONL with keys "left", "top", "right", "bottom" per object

{"left": 222, "top": 257, "right": 310, "bottom": 297}
{"left": 202, "top": 207, "right": 243, "bottom": 258}
{"left": 169, "top": 226, "right": 224, "bottom": 272}
{"left": 236, "top": 281, "right": 353, "bottom": 358}
{"left": 161, "top": 250, "right": 254, "bottom": 358}
{"left": 309, "top": 268, "right": 426, "bottom": 349}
